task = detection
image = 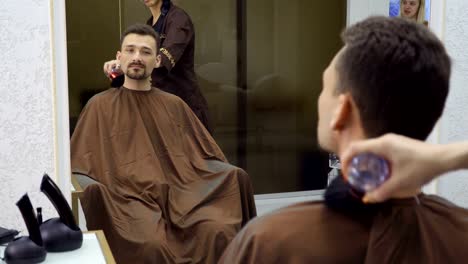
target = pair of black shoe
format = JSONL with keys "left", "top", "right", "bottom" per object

{"left": 4, "top": 174, "right": 83, "bottom": 264}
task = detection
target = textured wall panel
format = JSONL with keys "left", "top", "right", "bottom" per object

{"left": 0, "top": 0, "right": 57, "bottom": 231}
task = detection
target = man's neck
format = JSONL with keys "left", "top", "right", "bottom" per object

{"left": 123, "top": 78, "right": 152, "bottom": 91}
{"left": 336, "top": 129, "right": 365, "bottom": 158}
{"left": 336, "top": 131, "right": 422, "bottom": 199}
{"left": 149, "top": 2, "right": 163, "bottom": 25}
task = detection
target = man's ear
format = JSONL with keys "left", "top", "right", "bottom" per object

{"left": 155, "top": 54, "right": 162, "bottom": 68}
{"left": 116, "top": 51, "right": 121, "bottom": 60}
{"left": 330, "top": 93, "right": 352, "bottom": 132}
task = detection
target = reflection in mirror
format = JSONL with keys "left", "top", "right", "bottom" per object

{"left": 389, "top": 0, "right": 431, "bottom": 25}
{"left": 179, "top": 0, "right": 346, "bottom": 193}
{"left": 66, "top": 0, "right": 346, "bottom": 194}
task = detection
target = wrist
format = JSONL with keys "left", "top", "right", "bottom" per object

{"left": 452, "top": 142, "right": 468, "bottom": 170}
{"left": 442, "top": 142, "right": 468, "bottom": 172}
{"left": 428, "top": 144, "right": 452, "bottom": 180}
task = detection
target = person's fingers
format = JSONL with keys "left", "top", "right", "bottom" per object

{"left": 363, "top": 183, "right": 392, "bottom": 203}
{"left": 362, "top": 175, "right": 404, "bottom": 203}
{"left": 103, "top": 60, "right": 118, "bottom": 76}
{"left": 103, "top": 62, "right": 111, "bottom": 76}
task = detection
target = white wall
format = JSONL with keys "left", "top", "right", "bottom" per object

{"left": 0, "top": 0, "right": 69, "bottom": 231}
{"left": 347, "top": 0, "right": 389, "bottom": 26}
{"left": 436, "top": 0, "right": 468, "bottom": 206}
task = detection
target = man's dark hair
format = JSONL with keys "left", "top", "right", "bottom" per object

{"left": 120, "top": 23, "right": 159, "bottom": 50}
{"left": 336, "top": 16, "right": 451, "bottom": 140}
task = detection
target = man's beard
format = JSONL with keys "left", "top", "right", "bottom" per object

{"left": 126, "top": 66, "right": 149, "bottom": 80}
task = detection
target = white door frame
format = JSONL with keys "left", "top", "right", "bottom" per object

{"left": 51, "top": 0, "right": 72, "bottom": 202}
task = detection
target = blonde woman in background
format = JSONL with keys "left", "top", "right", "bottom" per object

{"left": 400, "top": 0, "right": 428, "bottom": 25}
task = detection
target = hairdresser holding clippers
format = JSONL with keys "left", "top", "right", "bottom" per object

{"left": 103, "top": 0, "right": 212, "bottom": 133}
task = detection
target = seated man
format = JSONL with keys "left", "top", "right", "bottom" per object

{"left": 70, "top": 24, "right": 256, "bottom": 264}
{"left": 219, "top": 16, "right": 468, "bottom": 263}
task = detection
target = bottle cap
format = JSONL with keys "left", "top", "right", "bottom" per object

{"left": 347, "top": 153, "right": 390, "bottom": 193}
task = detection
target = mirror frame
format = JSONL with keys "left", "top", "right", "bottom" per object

{"left": 51, "top": 0, "right": 72, "bottom": 202}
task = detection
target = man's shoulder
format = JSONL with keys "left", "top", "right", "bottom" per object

{"left": 84, "top": 88, "right": 117, "bottom": 106}
{"left": 245, "top": 199, "right": 374, "bottom": 240}
{"left": 243, "top": 201, "right": 328, "bottom": 236}
{"left": 409, "top": 193, "right": 468, "bottom": 217}
{"left": 153, "top": 88, "right": 185, "bottom": 103}
{"left": 90, "top": 88, "right": 117, "bottom": 99}
{"left": 228, "top": 201, "right": 370, "bottom": 263}
{"left": 262, "top": 200, "right": 326, "bottom": 220}
{"left": 152, "top": 88, "right": 194, "bottom": 112}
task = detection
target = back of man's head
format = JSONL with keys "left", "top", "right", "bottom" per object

{"left": 336, "top": 16, "right": 450, "bottom": 140}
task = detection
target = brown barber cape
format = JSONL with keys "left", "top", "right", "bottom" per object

{"left": 70, "top": 87, "right": 256, "bottom": 263}
{"left": 219, "top": 194, "right": 468, "bottom": 264}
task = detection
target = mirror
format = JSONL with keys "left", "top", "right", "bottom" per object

{"left": 389, "top": 0, "right": 431, "bottom": 25}
{"left": 66, "top": 0, "right": 347, "bottom": 195}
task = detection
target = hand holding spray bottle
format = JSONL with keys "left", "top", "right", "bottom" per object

{"left": 346, "top": 153, "right": 390, "bottom": 195}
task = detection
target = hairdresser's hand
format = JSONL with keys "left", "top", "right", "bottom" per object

{"left": 341, "top": 134, "right": 445, "bottom": 203}
{"left": 103, "top": 59, "right": 121, "bottom": 79}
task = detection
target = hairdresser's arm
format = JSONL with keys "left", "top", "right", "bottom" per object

{"left": 341, "top": 134, "right": 468, "bottom": 203}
